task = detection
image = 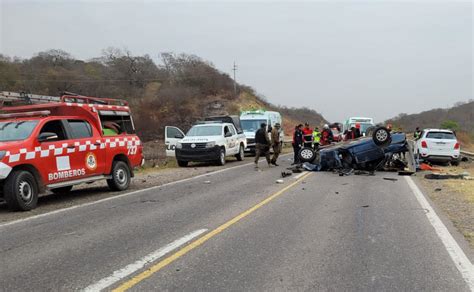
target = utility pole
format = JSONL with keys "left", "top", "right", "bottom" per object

{"left": 232, "top": 61, "right": 238, "bottom": 97}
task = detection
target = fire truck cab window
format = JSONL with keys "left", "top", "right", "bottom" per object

{"left": 68, "top": 120, "right": 92, "bottom": 139}
{"left": 98, "top": 111, "right": 135, "bottom": 135}
{"left": 40, "top": 120, "right": 67, "bottom": 141}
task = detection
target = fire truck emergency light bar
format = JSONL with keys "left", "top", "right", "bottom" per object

{"left": 0, "top": 91, "right": 128, "bottom": 107}
{"left": 0, "top": 110, "right": 51, "bottom": 119}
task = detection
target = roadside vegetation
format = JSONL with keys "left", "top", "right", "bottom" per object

{"left": 386, "top": 101, "right": 474, "bottom": 149}
{"left": 0, "top": 49, "right": 326, "bottom": 143}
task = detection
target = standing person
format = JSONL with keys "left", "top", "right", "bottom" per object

{"left": 302, "top": 122, "right": 313, "bottom": 148}
{"left": 414, "top": 127, "right": 422, "bottom": 140}
{"left": 254, "top": 123, "right": 271, "bottom": 169}
{"left": 345, "top": 127, "right": 354, "bottom": 140}
{"left": 354, "top": 123, "right": 362, "bottom": 138}
{"left": 292, "top": 124, "right": 303, "bottom": 165}
{"left": 321, "top": 124, "right": 334, "bottom": 145}
{"left": 312, "top": 126, "right": 321, "bottom": 150}
{"left": 270, "top": 123, "right": 281, "bottom": 166}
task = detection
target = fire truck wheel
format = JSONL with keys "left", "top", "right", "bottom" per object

{"left": 4, "top": 170, "right": 39, "bottom": 211}
{"left": 107, "top": 161, "right": 131, "bottom": 191}
{"left": 51, "top": 186, "right": 73, "bottom": 194}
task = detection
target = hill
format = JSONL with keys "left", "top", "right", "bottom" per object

{"left": 386, "top": 101, "right": 474, "bottom": 150}
{"left": 386, "top": 101, "right": 474, "bottom": 133}
{"left": 0, "top": 49, "right": 326, "bottom": 140}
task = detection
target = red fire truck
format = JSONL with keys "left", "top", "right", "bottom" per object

{"left": 0, "top": 92, "right": 144, "bottom": 211}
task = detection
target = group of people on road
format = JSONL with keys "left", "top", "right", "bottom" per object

{"left": 254, "top": 122, "right": 281, "bottom": 169}
{"left": 254, "top": 121, "right": 413, "bottom": 168}
{"left": 291, "top": 123, "right": 334, "bottom": 164}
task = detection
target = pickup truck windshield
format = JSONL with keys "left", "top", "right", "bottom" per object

{"left": 0, "top": 121, "right": 39, "bottom": 142}
{"left": 426, "top": 132, "right": 456, "bottom": 139}
{"left": 241, "top": 120, "right": 266, "bottom": 132}
{"left": 187, "top": 125, "right": 222, "bottom": 136}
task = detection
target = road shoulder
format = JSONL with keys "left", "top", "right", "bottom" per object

{"left": 412, "top": 173, "right": 474, "bottom": 261}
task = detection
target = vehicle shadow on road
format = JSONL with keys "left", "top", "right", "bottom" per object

{"left": 0, "top": 186, "right": 113, "bottom": 214}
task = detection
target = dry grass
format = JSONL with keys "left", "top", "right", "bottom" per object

{"left": 419, "top": 162, "right": 474, "bottom": 247}
{"left": 457, "top": 131, "right": 474, "bottom": 152}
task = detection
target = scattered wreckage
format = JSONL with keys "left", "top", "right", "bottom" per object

{"left": 295, "top": 127, "right": 415, "bottom": 175}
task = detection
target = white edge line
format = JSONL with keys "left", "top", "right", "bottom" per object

{"left": 405, "top": 176, "right": 474, "bottom": 291}
{"left": 0, "top": 154, "right": 292, "bottom": 229}
{"left": 83, "top": 228, "right": 208, "bottom": 292}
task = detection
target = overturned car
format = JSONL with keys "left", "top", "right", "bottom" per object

{"left": 298, "top": 127, "right": 412, "bottom": 172}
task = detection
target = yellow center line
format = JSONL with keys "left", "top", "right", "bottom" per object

{"left": 112, "top": 172, "right": 312, "bottom": 292}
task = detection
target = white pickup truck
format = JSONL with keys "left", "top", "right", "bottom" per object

{"left": 165, "top": 120, "right": 247, "bottom": 167}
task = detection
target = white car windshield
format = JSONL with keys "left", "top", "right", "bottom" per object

{"left": 186, "top": 125, "right": 222, "bottom": 136}
{"left": 0, "top": 121, "right": 38, "bottom": 142}
{"left": 241, "top": 120, "right": 266, "bottom": 132}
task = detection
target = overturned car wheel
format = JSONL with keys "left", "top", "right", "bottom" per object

{"left": 372, "top": 127, "right": 391, "bottom": 147}
{"left": 298, "top": 147, "right": 316, "bottom": 163}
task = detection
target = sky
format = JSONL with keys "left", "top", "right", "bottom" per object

{"left": 1, "top": 0, "right": 472, "bottom": 123}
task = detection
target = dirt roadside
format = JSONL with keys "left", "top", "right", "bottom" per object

{"left": 414, "top": 162, "right": 474, "bottom": 249}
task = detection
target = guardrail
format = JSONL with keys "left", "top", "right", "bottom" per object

{"left": 461, "top": 150, "right": 474, "bottom": 159}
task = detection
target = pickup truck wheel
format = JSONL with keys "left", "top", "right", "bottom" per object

{"left": 451, "top": 160, "right": 460, "bottom": 166}
{"left": 177, "top": 160, "right": 188, "bottom": 167}
{"left": 298, "top": 147, "right": 316, "bottom": 163}
{"left": 372, "top": 127, "right": 391, "bottom": 147}
{"left": 4, "top": 170, "right": 39, "bottom": 211}
{"left": 107, "top": 161, "right": 131, "bottom": 191}
{"left": 235, "top": 145, "right": 244, "bottom": 161}
{"left": 51, "top": 186, "right": 73, "bottom": 194}
{"left": 217, "top": 148, "right": 226, "bottom": 166}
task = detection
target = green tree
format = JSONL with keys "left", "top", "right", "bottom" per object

{"left": 440, "top": 120, "right": 460, "bottom": 131}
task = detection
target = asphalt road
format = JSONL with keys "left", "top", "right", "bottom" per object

{"left": 0, "top": 157, "right": 472, "bottom": 291}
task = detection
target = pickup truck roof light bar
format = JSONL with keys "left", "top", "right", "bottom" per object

{"left": 241, "top": 109, "right": 266, "bottom": 115}
{"left": 194, "top": 121, "right": 225, "bottom": 125}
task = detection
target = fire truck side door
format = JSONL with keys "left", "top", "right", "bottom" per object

{"left": 65, "top": 119, "right": 106, "bottom": 177}
{"left": 37, "top": 119, "right": 82, "bottom": 184}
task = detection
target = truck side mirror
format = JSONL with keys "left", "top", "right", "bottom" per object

{"left": 174, "top": 133, "right": 184, "bottom": 139}
{"left": 38, "top": 132, "right": 59, "bottom": 142}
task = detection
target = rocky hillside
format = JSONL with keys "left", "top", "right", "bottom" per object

{"left": 386, "top": 101, "right": 474, "bottom": 134}
{"left": 0, "top": 49, "right": 326, "bottom": 140}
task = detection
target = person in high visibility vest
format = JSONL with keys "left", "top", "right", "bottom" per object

{"left": 414, "top": 127, "right": 422, "bottom": 140}
{"left": 312, "top": 126, "right": 321, "bottom": 150}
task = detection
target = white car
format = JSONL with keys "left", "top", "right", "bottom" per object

{"left": 165, "top": 122, "right": 246, "bottom": 167}
{"left": 415, "top": 129, "right": 460, "bottom": 165}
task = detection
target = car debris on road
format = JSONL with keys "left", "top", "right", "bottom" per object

{"left": 294, "top": 126, "right": 415, "bottom": 176}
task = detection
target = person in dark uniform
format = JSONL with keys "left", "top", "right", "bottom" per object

{"left": 254, "top": 123, "right": 271, "bottom": 169}
{"left": 292, "top": 124, "right": 303, "bottom": 165}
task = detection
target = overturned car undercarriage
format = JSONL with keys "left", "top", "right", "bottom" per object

{"left": 297, "top": 127, "right": 415, "bottom": 175}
